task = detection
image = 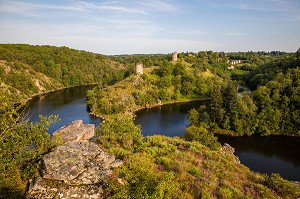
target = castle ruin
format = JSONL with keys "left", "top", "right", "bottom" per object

{"left": 135, "top": 63, "right": 143, "bottom": 75}
{"left": 172, "top": 52, "right": 178, "bottom": 61}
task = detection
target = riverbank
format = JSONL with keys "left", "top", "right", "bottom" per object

{"left": 19, "top": 83, "right": 101, "bottom": 105}
{"left": 89, "top": 97, "right": 211, "bottom": 120}
{"left": 25, "top": 84, "right": 300, "bottom": 182}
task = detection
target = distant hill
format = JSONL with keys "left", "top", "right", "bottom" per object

{"left": 0, "top": 44, "right": 126, "bottom": 102}
{"left": 86, "top": 59, "right": 225, "bottom": 118}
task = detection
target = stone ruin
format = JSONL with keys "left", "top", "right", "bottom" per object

{"left": 172, "top": 52, "right": 178, "bottom": 61}
{"left": 135, "top": 63, "right": 143, "bottom": 75}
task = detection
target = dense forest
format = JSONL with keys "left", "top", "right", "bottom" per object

{"left": 0, "top": 45, "right": 299, "bottom": 198}
{"left": 87, "top": 50, "right": 300, "bottom": 136}
{"left": 188, "top": 49, "right": 300, "bottom": 136}
{"left": 0, "top": 44, "right": 126, "bottom": 102}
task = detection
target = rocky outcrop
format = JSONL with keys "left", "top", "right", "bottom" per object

{"left": 42, "top": 141, "right": 118, "bottom": 185}
{"left": 220, "top": 143, "right": 240, "bottom": 164}
{"left": 52, "top": 120, "right": 95, "bottom": 143}
{"left": 26, "top": 121, "right": 123, "bottom": 199}
{"left": 220, "top": 143, "right": 235, "bottom": 154}
{"left": 26, "top": 177, "right": 105, "bottom": 199}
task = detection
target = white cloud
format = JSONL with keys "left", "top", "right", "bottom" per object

{"left": 0, "top": 0, "right": 146, "bottom": 15}
{"left": 134, "top": 0, "right": 179, "bottom": 13}
{"left": 63, "top": 36, "right": 221, "bottom": 55}
{"left": 0, "top": 1, "right": 84, "bottom": 14}
{"left": 74, "top": 1, "right": 146, "bottom": 14}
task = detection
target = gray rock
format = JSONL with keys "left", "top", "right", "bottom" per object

{"left": 52, "top": 120, "right": 95, "bottom": 143}
{"left": 42, "top": 140, "right": 117, "bottom": 185}
{"left": 26, "top": 177, "right": 104, "bottom": 199}
{"left": 26, "top": 137, "right": 123, "bottom": 198}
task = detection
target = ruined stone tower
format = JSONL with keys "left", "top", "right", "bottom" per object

{"left": 135, "top": 63, "right": 143, "bottom": 75}
{"left": 172, "top": 52, "right": 178, "bottom": 61}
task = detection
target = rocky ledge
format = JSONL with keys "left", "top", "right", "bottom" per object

{"left": 26, "top": 121, "right": 122, "bottom": 199}
{"left": 220, "top": 143, "right": 240, "bottom": 165}
{"left": 52, "top": 120, "right": 95, "bottom": 143}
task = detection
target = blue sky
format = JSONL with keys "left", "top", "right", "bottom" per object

{"left": 0, "top": 0, "right": 299, "bottom": 55}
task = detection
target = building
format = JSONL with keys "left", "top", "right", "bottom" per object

{"left": 172, "top": 52, "right": 178, "bottom": 61}
{"left": 228, "top": 59, "right": 241, "bottom": 70}
{"left": 228, "top": 59, "right": 241, "bottom": 65}
{"left": 135, "top": 63, "right": 143, "bottom": 75}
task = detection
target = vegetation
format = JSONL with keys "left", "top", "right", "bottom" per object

{"left": 1, "top": 44, "right": 299, "bottom": 198}
{"left": 0, "top": 92, "right": 61, "bottom": 198}
{"left": 86, "top": 54, "right": 227, "bottom": 117}
{"left": 188, "top": 49, "right": 300, "bottom": 136}
{"left": 0, "top": 44, "right": 127, "bottom": 102}
{"left": 97, "top": 113, "right": 300, "bottom": 198}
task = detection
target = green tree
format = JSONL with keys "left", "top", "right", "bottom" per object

{"left": 96, "top": 113, "right": 143, "bottom": 153}
{"left": 187, "top": 108, "right": 199, "bottom": 125}
{"left": 184, "top": 125, "right": 221, "bottom": 150}
{"left": 0, "top": 92, "right": 60, "bottom": 198}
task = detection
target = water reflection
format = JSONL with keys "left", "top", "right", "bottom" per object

{"left": 217, "top": 135, "right": 300, "bottom": 180}
{"left": 134, "top": 100, "right": 206, "bottom": 136}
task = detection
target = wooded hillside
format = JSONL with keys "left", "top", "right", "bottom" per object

{"left": 0, "top": 44, "right": 126, "bottom": 102}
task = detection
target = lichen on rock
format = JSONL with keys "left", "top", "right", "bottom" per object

{"left": 52, "top": 120, "right": 95, "bottom": 143}
{"left": 26, "top": 121, "right": 123, "bottom": 199}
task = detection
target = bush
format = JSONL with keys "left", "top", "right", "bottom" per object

{"left": 0, "top": 94, "right": 60, "bottom": 198}
{"left": 109, "top": 154, "right": 179, "bottom": 199}
{"left": 96, "top": 113, "right": 143, "bottom": 153}
{"left": 265, "top": 173, "right": 300, "bottom": 198}
{"left": 184, "top": 125, "right": 221, "bottom": 150}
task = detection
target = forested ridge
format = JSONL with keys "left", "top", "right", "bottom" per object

{"left": 86, "top": 51, "right": 231, "bottom": 117}
{"left": 188, "top": 48, "right": 300, "bottom": 136}
{"left": 0, "top": 44, "right": 126, "bottom": 102}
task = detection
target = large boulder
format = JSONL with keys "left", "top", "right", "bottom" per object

{"left": 26, "top": 177, "right": 104, "bottom": 199}
{"left": 41, "top": 140, "right": 118, "bottom": 185}
{"left": 52, "top": 120, "right": 95, "bottom": 143}
{"left": 26, "top": 136, "right": 123, "bottom": 198}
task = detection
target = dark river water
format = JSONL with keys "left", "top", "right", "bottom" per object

{"left": 26, "top": 86, "right": 300, "bottom": 181}
{"left": 26, "top": 86, "right": 101, "bottom": 134}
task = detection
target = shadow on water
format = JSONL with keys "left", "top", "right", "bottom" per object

{"left": 135, "top": 100, "right": 300, "bottom": 181}
{"left": 217, "top": 135, "right": 300, "bottom": 181}
{"left": 134, "top": 100, "right": 207, "bottom": 137}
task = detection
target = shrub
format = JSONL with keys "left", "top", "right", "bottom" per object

{"left": 265, "top": 173, "right": 300, "bottom": 198}
{"left": 184, "top": 125, "right": 221, "bottom": 150}
{"left": 96, "top": 113, "right": 143, "bottom": 152}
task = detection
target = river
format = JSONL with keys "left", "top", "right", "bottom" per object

{"left": 26, "top": 86, "right": 300, "bottom": 181}
{"left": 26, "top": 86, "right": 101, "bottom": 134}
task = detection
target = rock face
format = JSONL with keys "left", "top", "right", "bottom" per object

{"left": 220, "top": 143, "right": 235, "bottom": 154}
{"left": 26, "top": 177, "right": 105, "bottom": 199}
{"left": 42, "top": 141, "right": 117, "bottom": 185}
{"left": 52, "top": 120, "right": 95, "bottom": 143}
{"left": 220, "top": 143, "right": 240, "bottom": 164}
{"left": 26, "top": 121, "right": 123, "bottom": 199}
